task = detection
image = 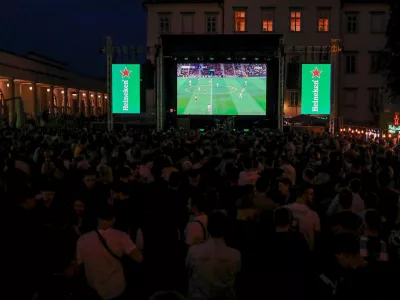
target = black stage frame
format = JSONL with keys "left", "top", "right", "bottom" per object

{"left": 155, "top": 34, "right": 284, "bottom": 130}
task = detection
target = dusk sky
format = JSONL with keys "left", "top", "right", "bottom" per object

{"left": 0, "top": 0, "right": 146, "bottom": 77}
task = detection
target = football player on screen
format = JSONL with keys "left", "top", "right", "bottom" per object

{"left": 189, "top": 80, "right": 192, "bottom": 88}
{"left": 208, "top": 104, "right": 211, "bottom": 113}
{"left": 195, "top": 94, "right": 198, "bottom": 101}
{"left": 204, "top": 89, "right": 207, "bottom": 94}
{"left": 245, "top": 80, "right": 247, "bottom": 86}
{"left": 239, "top": 92, "right": 243, "bottom": 99}
{"left": 216, "top": 83, "right": 219, "bottom": 88}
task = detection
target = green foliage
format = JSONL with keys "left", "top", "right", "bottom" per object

{"left": 383, "top": 2, "right": 400, "bottom": 97}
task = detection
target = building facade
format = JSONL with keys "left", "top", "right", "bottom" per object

{"left": 144, "top": 0, "right": 390, "bottom": 125}
{"left": 0, "top": 50, "right": 108, "bottom": 123}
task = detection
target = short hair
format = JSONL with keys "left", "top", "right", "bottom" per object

{"left": 297, "top": 183, "right": 313, "bottom": 198}
{"left": 274, "top": 207, "right": 292, "bottom": 227}
{"left": 207, "top": 211, "right": 228, "bottom": 238}
{"left": 349, "top": 178, "right": 362, "bottom": 193}
{"left": 255, "top": 176, "right": 269, "bottom": 193}
{"left": 332, "top": 233, "right": 360, "bottom": 255}
{"left": 96, "top": 204, "right": 115, "bottom": 221}
{"left": 364, "top": 209, "right": 382, "bottom": 231}
{"left": 149, "top": 291, "right": 186, "bottom": 300}
{"left": 338, "top": 191, "right": 353, "bottom": 210}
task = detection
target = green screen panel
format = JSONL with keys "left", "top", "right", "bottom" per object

{"left": 301, "top": 64, "right": 331, "bottom": 115}
{"left": 112, "top": 64, "right": 140, "bottom": 114}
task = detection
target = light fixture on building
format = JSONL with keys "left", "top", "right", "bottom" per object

{"left": 83, "top": 93, "right": 86, "bottom": 96}
{"left": 61, "top": 90, "right": 64, "bottom": 94}
{"left": 7, "top": 83, "right": 9, "bottom": 87}
{"left": 105, "top": 96, "right": 107, "bottom": 99}
{"left": 47, "top": 88, "right": 50, "bottom": 92}
{"left": 29, "top": 86, "right": 33, "bottom": 90}
{"left": 98, "top": 95, "right": 101, "bottom": 98}
{"left": 71, "top": 90, "right": 78, "bottom": 97}
{"left": 90, "top": 94, "right": 94, "bottom": 97}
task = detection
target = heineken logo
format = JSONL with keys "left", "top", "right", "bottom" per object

{"left": 120, "top": 67, "right": 132, "bottom": 111}
{"left": 310, "top": 67, "right": 322, "bottom": 112}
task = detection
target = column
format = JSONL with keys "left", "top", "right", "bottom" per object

{"left": 63, "top": 87, "right": 68, "bottom": 114}
{"left": 9, "top": 78, "right": 16, "bottom": 123}
{"left": 32, "top": 82, "right": 38, "bottom": 117}
{"left": 78, "top": 90, "right": 83, "bottom": 114}
{"left": 95, "top": 93, "right": 99, "bottom": 115}
{"left": 49, "top": 86, "right": 54, "bottom": 114}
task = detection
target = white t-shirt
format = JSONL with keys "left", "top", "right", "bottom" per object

{"left": 286, "top": 202, "right": 320, "bottom": 248}
{"left": 76, "top": 228, "right": 136, "bottom": 300}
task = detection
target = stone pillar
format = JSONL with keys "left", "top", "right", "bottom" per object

{"left": 9, "top": 79, "right": 16, "bottom": 123}
{"left": 32, "top": 82, "right": 38, "bottom": 117}
{"left": 49, "top": 86, "right": 54, "bottom": 114}
{"left": 64, "top": 87, "right": 68, "bottom": 114}
{"left": 95, "top": 93, "right": 99, "bottom": 115}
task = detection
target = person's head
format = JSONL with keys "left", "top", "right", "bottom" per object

{"left": 111, "top": 181, "right": 130, "bottom": 200}
{"left": 377, "top": 166, "right": 394, "bottom": 187}
{"left": 338, "top": 190, "right": 353, "bottom": 211}
{"left": 188, "top": 168, "right": 200, "bottom": 185}
{"left": 19, "top": 187, "right": 37, "bottom": 210}
{"left": 169, "top": 171, "right": 183, "bottom": 189}
{"left": 241, "top": 155, "right": 253, "bottom": 170}
{"left": 297, "top": 184, "right": 314, "bottom": 204}
{"left": 207, "top": 211, "right": 228, "bottom": 239}
{"left": 255, "top": 176, "right": 269, "bottom": 194}
{"left": 188, "top": 192, "right": 210, "bottom": 215}
{"left": 97, "top": 204, "right": 115, "bottom": 228}
{"left": 73, "top": 198, "right": 86, "bottom": 215}
{"left": 349, "top": 178, "right": 362, "bottom": 194}
{"left": 364, "top": 209, "right": 382, "bottom": 233}
{"left": 274, "top": 207, "right": 292, "bottom": 231}
{"left": 97, "top": 164, "right": 113, "bottom": 184}
{"left": 335, "top": 211, "right": 362, "bottom": 234}
{"left": 40, "top": 181, "right": 56, "bottom": 203}
{"left": 119, "top": 166, "right": 134, "bottom": 182}
{"left": 149, "top": 291, "right": 186, "bottom": 300}
{"left": 333, "top": 233, "right": 365, "bottom": 268}
{"left": 278, "top": 178, "right": 292, "bottom": 196}
{"left": 83, "top": 169, "right": 97, "bottom": 189}
{"left": 302, "top": 168, "right": 315, "bottom": 184}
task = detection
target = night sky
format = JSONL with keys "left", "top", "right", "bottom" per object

{"left": 0, "top": 0, "right": 146, "bottom": 77}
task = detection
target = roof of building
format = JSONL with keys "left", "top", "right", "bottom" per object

{"left": 143, "top": 0, "right": 222, "bottom": 4}
{"left": 341, "top": 0, "right": 389, "bottom": 4}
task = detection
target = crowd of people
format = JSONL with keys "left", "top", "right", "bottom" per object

{"left": 243, "top": 64, "right": 266, "bottom": 77}
{"left": 4, "top": 126, "right": 400, "bottom": 300}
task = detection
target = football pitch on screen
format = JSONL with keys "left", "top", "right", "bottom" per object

{"left": 177, "top": 77, "right": 267, "bottom": 115}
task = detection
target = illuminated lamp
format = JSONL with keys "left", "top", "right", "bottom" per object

{"left": 61, "top": 90, "right": 64, "bottom": 94}
{"left": 47, "top": 88, "right": 50, "bottom": 92}
{"left": 29, "top": 86, "right": 33, "bottom": 90}
{"left": 71, "top": 90, "right": 78, "bottom": 97}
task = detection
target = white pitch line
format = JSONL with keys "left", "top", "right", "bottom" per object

{"left": 210, "top": 78, "right": 213, "bottom": 115}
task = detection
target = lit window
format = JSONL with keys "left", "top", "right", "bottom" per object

{"left": 234, "top": 11, "right": 246, "bottom": 32}
{"left": 318, "top": 9, "right": 330, "bottom": 32}
{"left": 262, "top": 9, "right": 274, "bottom": 32}
{"left": 290, "top": 11, "right": 301, "bottom": 32}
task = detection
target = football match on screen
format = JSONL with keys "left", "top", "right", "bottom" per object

{"left": 177, "top": 63, "right": 267, "bottom": 116}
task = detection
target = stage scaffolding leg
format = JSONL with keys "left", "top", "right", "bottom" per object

{"left": 277, "top": 38, "right": 285, "bottom": 131}
{"left": 329, "top": 38, "right": 341, "bottom": 134}
{"left": 106, "top": 36, "right": 114, "bottom": 132}
{"left": 156, "top": 46, "right": 164, "bottom": 131}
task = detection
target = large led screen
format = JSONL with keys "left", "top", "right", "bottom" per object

{"left": 112, "top": 64, "right": 140, "bottom": 114}
{"left": 177, "top": 63, "right": 267, "bottom": 115}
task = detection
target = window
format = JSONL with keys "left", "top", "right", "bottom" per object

{"left": 206, "top": 14, "right": 218, "bottom": 33}
{"left": 345, "top": 54, "right": 357, "bottom": 73}
{"left": 369, "top": 53, "right": 380, "bottom": 73}
{"left": 182, "top": 13, "right": 194, "bottom": 33}
{"left": 368, "top": 89, "right": 380, "bottom": 111}
{"left": 289, "top": 90, "right": 300, "bottom": 106}
{"left": 290, "top": 11, "right": 302, "bottom": 32}
{"left": 343, "top": 89, "right": 357, "bottom": 107}
{"left": 159, "top": 15, "right": 171, "bottom": 33}
{"left": 370, "top": 12, "right": 386, "bottom": 33}
{"left": 262, "top": 8, "right": 275, "bottom": 32}
{"left": 345, "top": 12, "right": 358, "bottom": 33}
{"left": 317, "top": 9, "right": 330, "bottom": 32}
{"left": 234, "top": 10, "right": 246, "bottom": 32}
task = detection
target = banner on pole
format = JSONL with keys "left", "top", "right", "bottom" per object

{"left": 111, "top": 64, "right": 140, "bottom": 114}
{"left": 301, "top": 64, "right": 331, "bottom": 115}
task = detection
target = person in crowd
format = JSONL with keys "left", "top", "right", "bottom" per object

{"left": 186, "top": 211, "right": 240, "bottom": 300}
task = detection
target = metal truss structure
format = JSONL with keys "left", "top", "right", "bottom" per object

{"left": 156, "top": 45, "right": 164, "bottom": 131}
{"left": 280, "top": 38, "right": 342, "bottom": 133}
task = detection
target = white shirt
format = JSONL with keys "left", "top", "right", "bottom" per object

{"left": 76, "top": 229, "right": 136, "bottom": 300}
{"left": 186, "top": 238, "right": 240, "bottom": 300}
{"left": 327, "top": 192, "right": 365, "bottom": 215}
{"left": 286, "top": 202, "right": 320, "bottom": 249}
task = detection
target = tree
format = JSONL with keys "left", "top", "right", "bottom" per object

{"left": 383, "top": 2, "right": 400, "bottom": 98}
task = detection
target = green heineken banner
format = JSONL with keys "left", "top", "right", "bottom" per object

{"left": 112, "top": 64, "right": 140, "bottom": 114}
{"left": 301, "top": 64, "right": 331, "bottom": 115}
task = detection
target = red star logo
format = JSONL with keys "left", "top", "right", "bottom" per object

{"left": 311, "top": 67, "right": 323, "bottom": 78}
{"left": 121, "top": 67, "right": 132, "bottom": 78}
